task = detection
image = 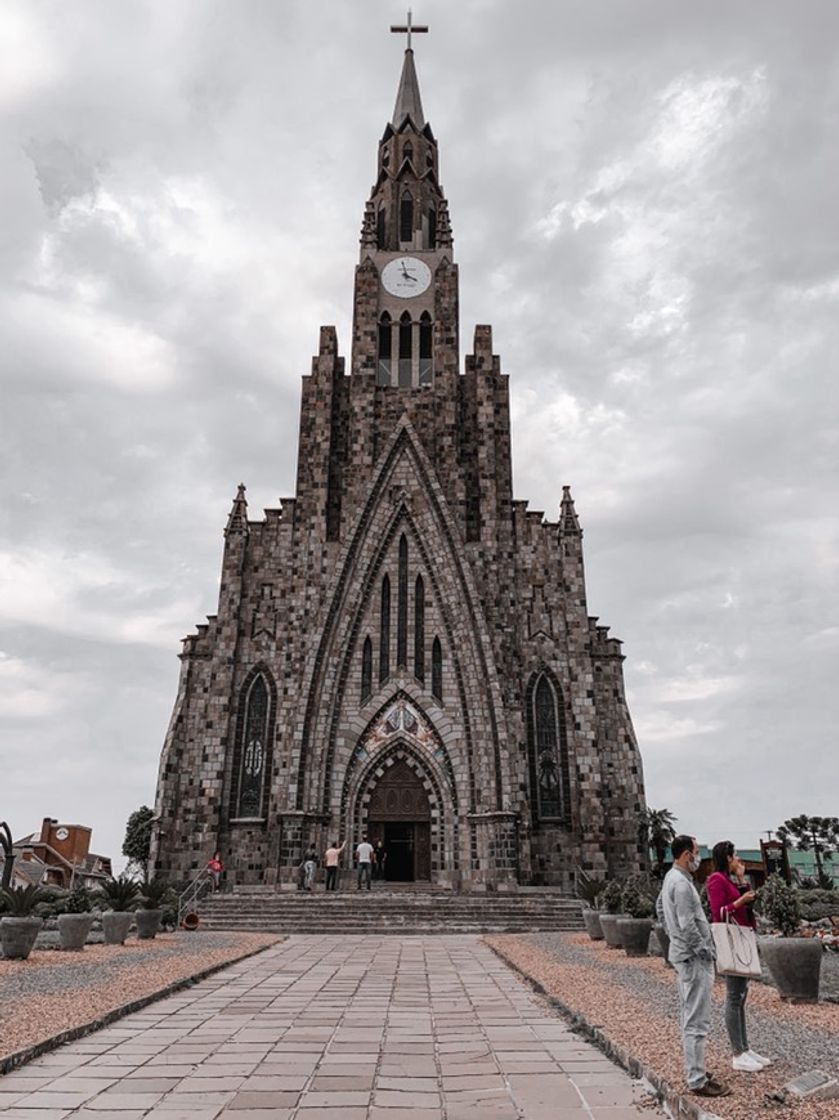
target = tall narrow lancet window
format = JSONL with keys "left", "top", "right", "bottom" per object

{"left": 531, "top": 675, "right": 568, "bottom": 821}
{"left": 414, "top": 574, "right": 425, "bottom": 683}
{"left": 397, "top": 534, "right": 408, "bottom": 669}
{"left": 419, "top": 312, "right": 433, "bottom": 385}
{"left": 237, "top": 675, "right": 269, "bottom": 818}
{"left": 376, "top": 207, "right": 386, "bottom": 250}
{"left": 428, "top": 207, "right": 437, "bottom": 249}
{"left": 398, "top": 311, "right": 412, "bottom": 388}
{"left": 377, "top": 312, "right": 392, "bottom": 385}
{"left": 379, "top": 575, "right": 391, "bottom": 683}
{"left": 361, "top": 636, "right": 373, "bottom": 702}
{"left": 431, "top": 637, "right": 443, "bottom": 702}
{"left": 400, "top": 191, "right": 414, "bottom": 243}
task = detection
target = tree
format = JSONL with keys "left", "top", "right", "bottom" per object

{"left": 637, "top": 807, "right": 678, "bottom": 878}
{"left": 122, "top": 806, "right": 155, "bottom": 880}
{"left": 777, "top": 815, "right": 839, "bottom": 888}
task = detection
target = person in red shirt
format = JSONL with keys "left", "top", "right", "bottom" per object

{"left": 706, "top": 841, "right": 771, "bottom": 1073}
{"left": 207, "top": 851, "right": 224, "bottom": 891}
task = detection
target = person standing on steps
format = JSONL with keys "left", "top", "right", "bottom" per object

{"left": 207, "top": 851, "right": 224, "bottom": 891}
{"left": 356, "top": 833, "right": 374, "bottom": 891}
{"left": 706, "top": 840, "right": 771, "bottom": 1073}
{"left": 373, "top": 838, "right": 387, "bottom": 883}
{"left": 323, "top": 840, "right": 346, "bottom": 892}
{"left": 657, "top": 834, "right": 731, "bottom": 1100}
{"left": 303, "top": 844, "right": 319, "bottom": 892}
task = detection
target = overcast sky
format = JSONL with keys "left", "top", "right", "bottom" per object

{"left": 2, "top": 0, "right": 837, "bottom": 872}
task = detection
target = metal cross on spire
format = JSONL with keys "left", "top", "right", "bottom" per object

{"left": 390, "top": 9, "right": 428, "bottom": 51}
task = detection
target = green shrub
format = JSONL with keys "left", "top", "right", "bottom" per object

{"left": 64, "top": 886, "right": 92, "bottom": 914}
{"left": 621, "top": 880, "right": 655, "bottom": 919}
{"left": 756, "top": 874, "right": 802, "bottom": 937}
{"left": 138, "top": 879, "right": 173, "bottom": 910}
{"left": 97, "top": 876, "right": 140, "bottom": 911}
{"left": 0, "top": 884, "right": 50, "bottom": 916}
{"left": 599, "top": 880, "right": 624, "bottom": 914}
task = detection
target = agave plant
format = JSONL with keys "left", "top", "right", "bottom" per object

{"left": 0, "top": 883, "right": 50, "bottom": 916}
{"left": 98, "top": 875, "right": 141, "bottom": 911}
{"left": 575, "top": 866, "right": 605, "bottom": 909}
{"left": 138, "top": 878, "right": 170, "bottom": 910}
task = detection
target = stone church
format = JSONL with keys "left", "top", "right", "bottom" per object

{"left": 151, "top": 30, "right": 646, "bottom": 891}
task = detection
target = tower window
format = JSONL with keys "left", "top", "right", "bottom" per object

{"left": 377, "top": 312, "right": 392, "bottom": 385}
{"left": 397, "top": 535, "right": 408, "bottom": 669}
{"left": 237, "top": 674, "right": 270, "bottom": 818}
{"left": 432, "top": 637, "right": 443, "bottom": 702}
{"left": 414, "top": 574, "right": 425, "bottom": 683}
{"left": 403, "top": 141, "right": 413, "bottom": 165}
{"left": 382, "top": 145, "right": 390, "bottom": 168}
{"left": 399, "top": 311, "right": 412, "bottom": 388}
{"left": 428, "top": 207, "right": 437, "bottom": 249}
{"left": 400, "top": 192, "right": 414, "bottom": 243}
{"left": 376, "top": 207, "right": 386, "bottom": 250}
{"left": 379, "top": 575, "right": 390, "bottom": 683}
{"left": 361, "top": 635, "right": 373, "bottom": 702}
{"left": 419, "top": 312, "right": 433, "bottom": 385}
{"left": 528, "top": 673, "right": 570, "bottom": 824}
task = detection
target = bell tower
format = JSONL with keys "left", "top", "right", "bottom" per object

{"left": 352, "top": 16, "right": 458, "bottom": 388}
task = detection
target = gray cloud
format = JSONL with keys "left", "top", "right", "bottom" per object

{"left": 1, "top": 0, "right": 837, "bottom": 866}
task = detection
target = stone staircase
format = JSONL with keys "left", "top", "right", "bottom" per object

{"left": 196, "top": 886, "right": 583, "bottom": 935}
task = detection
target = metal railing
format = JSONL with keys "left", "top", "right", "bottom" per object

{"left": 177, "top": 868, "right": 213, "bottom": 927}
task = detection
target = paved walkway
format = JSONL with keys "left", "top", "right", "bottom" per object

{"left": 0, "top": 936, "right": 661, "bottom": 1120}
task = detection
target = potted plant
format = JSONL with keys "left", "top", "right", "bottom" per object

{"left": 98, "top": 876, "right": 140, "bottom": 945}
{"left": 575, "top": 867, "right": 604, "bottom": 940}
{"left": 617, "top": 880, "right": 655, "bottom": 956}
{"left": 58, "top": 886, "right": 94, "bottom": 950}
{"left": 135, "top": 878, "right": 169, "bottom": 940}
{"left": 597, "top": 880, "right": 625, "bottom": 948}
{"left": 0, "top": 884, "right": 48, "bottom": 959}
{"left": 757, "top": 874, "right": 822, "bottom": 1003}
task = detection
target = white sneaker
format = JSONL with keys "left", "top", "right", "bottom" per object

{"left": 747, "top": 1050, "right": 772, "bottom": 1067}
{"left": 732, "top": 1052, "right": 764, "bottom": 1072}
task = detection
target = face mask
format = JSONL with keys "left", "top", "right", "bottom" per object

{"left": 688, "top": 853, "right": 701, "bottom": 872}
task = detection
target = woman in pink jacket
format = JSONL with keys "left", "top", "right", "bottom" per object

{"left": 706, "top": 841, "right": 771, "bottom": 1073}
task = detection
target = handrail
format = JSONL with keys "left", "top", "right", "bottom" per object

{"left": 177, "top": 867, "right": 213, "bottom": 926}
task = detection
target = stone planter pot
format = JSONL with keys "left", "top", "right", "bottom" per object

{"left": 599, "top": 913, "right": 626, "bottom": 949}
{"left": 618, "top": 917, "right": 653, "bottom": 957}
{"left": 654, "top": 922, "right": 673, "bottom": 968}
{"left": 102, "top": 911, "right": 133, "bottom": 945}
{"left": 135, "top": 909, "right": 162, "bottom": 940}
{"left": 58, "top": 913, "right": 94, "bottom": 951}
{"left": 582, "top": 909, "right": 604, "bottom": 940}
{"left": 761, "top": 937, "right": 822, "bottom": 1003}
{"left": 1, "top": 916, "right": 43, "bottom": 960}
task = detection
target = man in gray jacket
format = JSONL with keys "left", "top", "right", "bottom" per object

{"left": 657, "top": 834, "right": 731, "bottom": 1099}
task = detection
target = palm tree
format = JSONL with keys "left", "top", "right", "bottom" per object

{"left": 637, "top": 808, "right": 678, "bottom": 878}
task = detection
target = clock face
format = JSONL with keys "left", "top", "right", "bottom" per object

{"left": 381, "top": 257, "right": 432, "bottom": 298}
{"left": 55, "top": 827, "right": 69, "bottom": 841}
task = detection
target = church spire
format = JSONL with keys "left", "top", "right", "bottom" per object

{"left": 390, "top": 10, "right": 428, "bottom": 128}
{"left": 559, "top": 485, "right": 582, "bottom": 536}
{"left": 225, "top": 483, "right": 248, "bottom": 537}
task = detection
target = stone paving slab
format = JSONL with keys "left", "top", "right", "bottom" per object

{"left": 0, "top": 936, "right": 664, "bottom": 1119}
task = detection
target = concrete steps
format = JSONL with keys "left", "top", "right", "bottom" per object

{"left": 196, "top": 889, "right": 584, "bottom": 935}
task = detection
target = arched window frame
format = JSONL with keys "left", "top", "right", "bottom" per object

{"left": 400, "top": 190, "right": 414, "bottom": 244}
{"left": 379, "top": 575, "right": 391, "bottom": 683}
{"left": 377, "top": 311, "right": 392, "bottom": 385}
{"left": 419, "top": 311, "right": 433, "bottom": 384}
{"left": 398, "top": 311, "right": 412, "bottom": 388}
{"left": 233, "top": 670, "right": 274, "bottom": 820}
{"left": 397, "top": 535, "right": 408, "bottom": 669}
{"left": 526, "top": 671, "right": 571, "bottom": 826}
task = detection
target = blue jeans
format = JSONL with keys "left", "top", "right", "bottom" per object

{"left": 357, "top": 862, "right": 371, "bottom": 890}
{"left": 673, "top": 957, "right": 714, "bottom": 1088}
{"left": 725, "top": 975, "right": 749, "bottom": 1054}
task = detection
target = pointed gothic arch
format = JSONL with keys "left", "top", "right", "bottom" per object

{"left": 379, "top": 574, "right": 390, "bottom": 683}
{"left": 525, "top": 668, "right": 571, "bottom": 826}
{"left": 400, "top": 189, "right": 414, "bottom": 242}
{"left": 361, "top": 635, "right": 373, "bottom": 702}
{"left": 231, "top": 666, "right": 276, "bottom": 820}
{"left": 397, "top": 534, "right": 409, "bottom": 668}
{"left": 414, "top": 573, "right": 425, "bottom": 683}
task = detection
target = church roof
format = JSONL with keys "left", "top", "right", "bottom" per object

{"left": 392, "top": 48, "right": 425, "bottom": 129}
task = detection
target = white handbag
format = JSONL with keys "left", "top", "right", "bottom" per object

{"left": 712, "top": 913, "right": 762, "bottom": 978}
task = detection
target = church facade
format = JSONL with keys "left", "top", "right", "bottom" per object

{"left": 151, "top": 39, "right": 646, "bottom": 891}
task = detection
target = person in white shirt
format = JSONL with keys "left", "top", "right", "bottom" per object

{"left": 356, "top": 834, "right": 374, "bottom": 891}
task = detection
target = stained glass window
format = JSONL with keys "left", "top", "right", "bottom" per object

{"left": 414, "top": 574, "right": 425, "bottom": 683}
{"left": 397, "top": 535, "right": 408, "bottom": 669}
{"left": 238, "top": 676, "right": 268, "bottom": 818}
{"left": 379, "top": 575, "right": 390, "bottom": 683}
{"left": 432, "top": 637, "right": 443, "bottom": 702}
{"left": 533, "top": 675, "right": 565, "bottom": 820}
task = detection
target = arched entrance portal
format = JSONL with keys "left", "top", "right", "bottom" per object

{"left": 366, "top": 759, "right": 431, "bottom": 881}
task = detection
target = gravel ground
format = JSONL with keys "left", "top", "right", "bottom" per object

{"left": 487, "top": 932, "right": 839, "bottom": 1120}
{"left": 0, "top": 931, "right": 279, "bottom": 1063}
